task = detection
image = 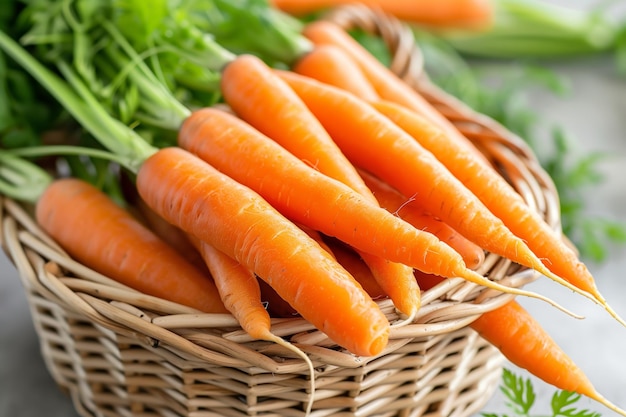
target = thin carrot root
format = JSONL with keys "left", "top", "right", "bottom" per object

{"left": 263, "top": 332, "right": 316, "bottom": 416}
{"left": 591, "top": 291, "right": 626, "bottom": 330}
{"left": 589, "top": 392, "right": 626, "bottom": 417}
{"left": 529, "top": 256, "right": 626, "bottom": 326}
{"left": 390, "top": 309, "right": 418, "bottom": 329}
{"left": 460, "top": 268, "right": 583, "bottom": 319}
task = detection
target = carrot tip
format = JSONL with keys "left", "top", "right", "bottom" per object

{"left": 597, "top": 295, "right": 626, "bottom": 330}
{"left": 265, "top": 332, "right": 316, "bottom": 415}
{"left": 460, "top": 269, "right": 585, "bottom": 320}
{"left": 591, "top": 391, "right": 626, "bottom": 417}
{"left": 390, "top": 308, "right": 418, "bottom": 329}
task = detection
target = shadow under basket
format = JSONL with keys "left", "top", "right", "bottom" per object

{"left": 0, "top": 5, "right": 564, "bottom": 417}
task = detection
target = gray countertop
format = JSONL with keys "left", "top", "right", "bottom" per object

{"left": 2, "top": 6, "right": 626, "bottom": 417}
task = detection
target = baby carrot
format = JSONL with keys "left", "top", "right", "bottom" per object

{"left": 471, "top": 301, "right": 626, "bottom": 417}
{"left": 177, "top": 106, "right": 580, "bottom": 316}
{"left": 271, "top": 0, "right": 494, "bottom": 29}
{"left": 35, "top": 177, "right": 228, "bottom": 314}
{"left": 220, "top": 54, "right": 420, "bottom": 318}
{"left": 192, "top": 240, "right": 316, "bottom": 414}
{"left": 292, "top": 44, "right": 379, "bottom": 102}
{"left": 301, "top": 20, "right": 487, "bottom": 161}
{"left": 373, "top": 99, "right": 625, "bottom": 326}
{"left": 277, "top": 71, "right": 586, "bottom": 295}
{"left": 358, "top": 169, "right": 485, "bottom": 270}
{"left": 137, "top": 147, "right": 390, "bottom": 357}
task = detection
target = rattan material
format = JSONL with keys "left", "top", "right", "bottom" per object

{"left": 0, "top": 5, "right": 563, "bottom": 417}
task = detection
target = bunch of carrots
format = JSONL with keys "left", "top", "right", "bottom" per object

{"left": 0, "top": 1, "right": 625, "bottom": 415}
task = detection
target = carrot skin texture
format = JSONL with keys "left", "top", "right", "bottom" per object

{"left": 301, "top": 20, "right": 487, "bottom": 162}
{"left": 471, "top": 301, "right": 600, "bottom": 400}
{"left": 195, "top": 240, "right": 271, "bottom": 340}
{"left": 178, "top": 108, "right": 470, "bottom": 280}
{"left": 359, "top": 169, "right": 485, "bottom": 270}
{"left": 35, "top": 178, "right": 228, "bottom": 314}
{"left": 136, "top": 147, "right": 389, "bottom": 356}
{"left": 278, "top": 71, "right": 543, "bottom": 273}
{"left": 293, "top": 44, "right": 379, "bottom": 102}
{"left": 328, "top": 240, "right": 388, "bottom": 300}
{"left": 221, "top": 54, "right": 420, "bottom": 316}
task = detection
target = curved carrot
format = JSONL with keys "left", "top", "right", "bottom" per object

{"left": 192, "top": 240, "right": 316, "bottom": 414}
{"left": 277, "top": 71, "right": 586, "bottom": 295}
{"left": 35, "top": 177, "right": 228, "bottom": 314}
{"left": 359, "top": 169, "right": 485, "bottom": 270}
{"left": 301, "top": 20, "right": 487, "bottom": 162}
{"left": 262, "top": 239, "right": 388, "bottom": 317}
{"left": 271, "top": 0, "right": 494, "bottom": 29}
{"left": 177, "top": 107, "right": 580, "bottom": 316}
{"left": 292, "top": 44, "right": 379, "bottom": 102}
{"left": 137, "top": 147, "right": 390, "bottom": 357}
{"left": 372, "top": 99, "right": 625, "bottom": 326}
{"left": 471, "top": 301, "right": 626, "bottom": 417}
{"left": 220, "top": 54, "right": 420, "bottom": 318}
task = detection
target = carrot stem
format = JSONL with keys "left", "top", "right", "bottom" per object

{"left": 0, "top": 151, "right": 52, "bottom": 203}
{"left": 0, "top": 31, "right": 155, "bottom": 173}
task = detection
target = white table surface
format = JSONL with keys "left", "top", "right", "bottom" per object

{"left": 2, "top": 3, "right": 626, "bottom": 417}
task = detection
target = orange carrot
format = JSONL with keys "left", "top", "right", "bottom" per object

{"left": 297, "top": 223, "right": 336, "bottom": 258}
{"left": 137, "top": 147, "right": 390, "bottom": 356}
{"left": 193, "top": 240, "right": 270, "bottom": 339}
{"left": 132, "top": 193, "right": 209, "bottom": 272}
{"left": 302, "top": 20, "right": 487, "bottom": 162}
{"left": 359, "top": 169, "right": 485, "bottom": 270}
{"left": 271, "top": 0, "right": 494, "bottom": 29}
{"left": 372, "top": 99, "right": 625, "bottom": 326}
{"left": 220, "top": 54, "right": 420, "bottom": 318}
{"left": 35, "top": 177, "right": 228, "bottom": 314}
{"left": 293, "top": 44, "right": 379, "bottom": 102}
{"left": 326, "top": 239, "right": 387, "bottom": 300}
{"left": 177, "top": 106, "right": 579, "bottom": 315}
{"left": 277, "top": 71, "right": 584, "bottom": 293}
{"left": 221, "top": 54, "right": 373, "bottom": 202}
{"left": 261, "top": 238, "right": 388, "bottom": 317}
{"left": 471, "top": 301, "right": 626, "bottom": 416}
{"left": 192, "top": 240, "right": 316, "bottom": 414}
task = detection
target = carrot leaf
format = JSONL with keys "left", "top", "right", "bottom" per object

{"left": 500, "top": 368, "right": 536, "bottom": 417}
{"left": 483, "top": 369, "right": 602, "bottom": 417}
{"left": 552, "top": 390, "right": 601, "bottom": 417}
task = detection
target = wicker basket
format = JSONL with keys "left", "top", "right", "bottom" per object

{"left": 0, "top": 5, "right": 562, "bottom": 417}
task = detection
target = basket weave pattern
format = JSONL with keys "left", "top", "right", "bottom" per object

{"left": 0, "top": 6, "right": 562, "bottom": 417}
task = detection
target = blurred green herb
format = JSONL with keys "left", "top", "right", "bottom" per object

{"left": 483, "top": 369, "right": 601, "bottom": 417}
